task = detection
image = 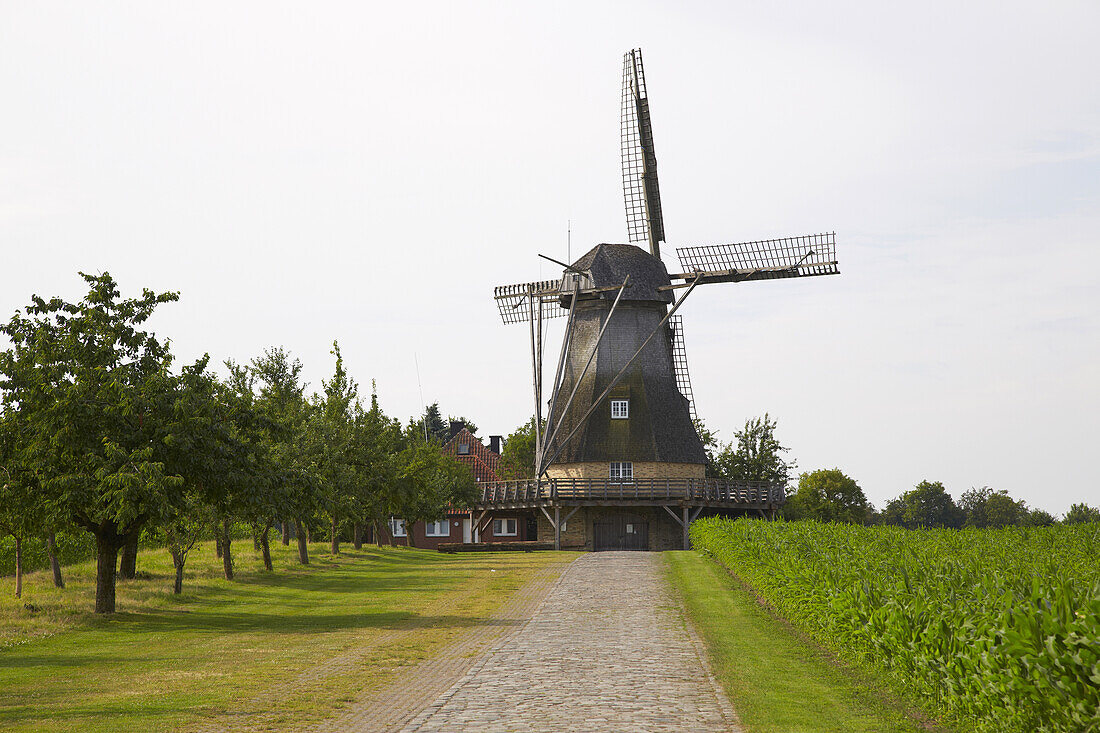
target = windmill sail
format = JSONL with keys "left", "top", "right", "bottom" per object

{"left": 621, "top": 48, "right": 665, "bottom": 258}
{"left": 668, "top": 315, "right": 697, "bottom": 422}
{"left": 675, "top": 232, "right": 839, "bottom": 283}
{"left": 493, "top": 279, "right": 569, "bottom": 324}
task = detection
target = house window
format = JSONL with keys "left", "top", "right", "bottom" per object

{"left": 425, "top": 519, "right": 449, "bottom": 537}
{"left": 456, "top": 443, "right": 470, "bottom": 455}
{"left": 389, "top": 518, "right": 406, "bottom": 537}
{"left": 493, "top": 518, "right": 518, "bottom": 536}
{"left": 610, "top": 399, "right": 629, "bottom": 419}
{"left": 610, "top": 461, "right": 633, "bottom": 483}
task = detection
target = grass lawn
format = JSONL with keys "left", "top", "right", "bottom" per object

{"left": 666, "top": 551, "right": 943, "bottom": 733}
{"left": 0, "top": 538, "right": 573, "bottom": 732}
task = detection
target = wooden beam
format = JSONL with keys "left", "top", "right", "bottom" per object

{"left": 661, "top": 504, "right": 684, "bottom": 526}
{"left": 554, "top": 506, "right": 561, "bottom": 551}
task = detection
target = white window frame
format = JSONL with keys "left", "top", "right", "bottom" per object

{"left": 389, "top": 518, "right": 406, "bottom": 537}
{"left": 610, "top": 399, "right": 629, "bottom": 419}
{"left": 425, "top": 519, "right": 450, "bottom": 537}
{"left": 610, "top": 461, "right": 633, "bottom": 483}
{"left": 493, "top": 518, "right": 518, "bottom": 537}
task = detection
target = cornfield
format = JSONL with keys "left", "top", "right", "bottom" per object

{"left": 690, "top": 518, "right": 1100, "bottom": 732}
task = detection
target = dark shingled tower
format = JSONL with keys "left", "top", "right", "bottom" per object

{"left": 546, "top": 243, "right": 706, "bottom": 475}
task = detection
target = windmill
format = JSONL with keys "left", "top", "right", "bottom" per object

{"left": 492, "top": 48, "right": 839, "bottom": 490}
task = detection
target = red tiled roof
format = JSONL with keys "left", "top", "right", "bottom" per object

{"left": 441, "top": 427, "right": 502, "bottom": 483}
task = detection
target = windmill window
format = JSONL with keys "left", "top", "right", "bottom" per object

{"left": 389, "top": 518, "right": 406, "bottom": 537}
{"left": 456, "top": 443, "right": 470, "bottom": 455}
{"left": 425, "top": 519, "right": 449, "bottom": 537}
{"left": 610, "top": 461, "right": 633, "bottom": 483}
{"left": 493, "top": 518, "right": 518, "bottom": 536}
{"left": 611, "top": 399, "right": 629, "bottom": 419}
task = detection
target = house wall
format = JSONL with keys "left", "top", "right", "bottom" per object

{"left": 546, "top": 461, "right": 705, "bottom": 480}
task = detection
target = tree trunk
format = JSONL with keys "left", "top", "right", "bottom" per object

{"left": 375, "top": 521, "right": 384, "bottom": 548}
{"left": 221, "top": 519, "right": 234, "bottom": 580}
{"left": 281, "top": 520, "right": 290, "bottom": 546}
{"left": 46, "top": 532, "right": 64, "bottom": 589}
{"left": 14, "top": 536, "right": 22, "bottom": 598}
{"left": 260, "top": 521, "right": 273, "bottom": 571}
{"left": 353, "top": 522, "right": 363, "bottom": 550}
{"left": 330, "top": 516, "right": 339, "bottom": 555}
{"left": 406, "top": 525, "right": 416, "bottom": 548}
{"left": 252, "top": 527, "right": 261, "bottom": 551}
{"left": 215, "top": 525, "right": 223, "bottom": 558}
{"left": 294, "top": 518, "right": 309, "bottom": 565}
{"left": 171, "top": 550, "right": 185, "bottom": 594}
{"left": 94, "top": 532, "right": 122, "bottom": 614}
{"left": 118, "top": 529, "right": 139, "bottom": 580}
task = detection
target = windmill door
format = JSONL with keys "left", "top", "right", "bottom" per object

{"left": 594, "top": 514, "right": 649, "bottom": 551}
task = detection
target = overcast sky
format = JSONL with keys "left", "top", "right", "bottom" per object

{"left": 2, "top": 1, "right": 1097, "bottom": 514}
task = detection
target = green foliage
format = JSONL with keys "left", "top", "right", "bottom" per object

{"left": 959, "top": 486, "right": 1028, "bottom": 528}
{"left": 785, "top": 468, "right": 868, "bottom": 523}
{"left": 1063, "top": 502, "right": 1100, "bottom": 524}
{"left": 500, "top": 417, "right": 538, "bottom": 479}
{"left": 0, "top": 531, "right": 94, "bottom": 577}
{"left": 711, "top": 414, "right": 795, "bottom": 486}
{"left": 882, "top": 480, "right": 964, "bottom": 529}
{"left": 691, "top": 518, "right": 1100, "bottom": 732}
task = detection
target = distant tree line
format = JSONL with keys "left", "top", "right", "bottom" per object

{"left": 693, "top": 413, "right": 1096, "bottom": 529}
{"left": 0, "top": 273, "right": 478, "bottom": 612}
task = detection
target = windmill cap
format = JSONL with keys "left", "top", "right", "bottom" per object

{"left": 568, "top": 243, "right": 673, "bottom": 304}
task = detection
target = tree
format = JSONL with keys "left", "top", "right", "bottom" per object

{"left": 1063, "top": 503, "right": 1100, "bottom": 524}
{"left": 1025, "top": 508, "right": 1056, "bottom": 527}
{"left": 0, "top": 273, "right": 186, "bottom": 613}
{"left": 447, "top": 416, "right": 478, "bottom": 436}
{"left": 0, "top": 411, "right": 46, "bottom": 598}
{"left": 712, "top": 414, "right": 795, "bottom": 487}
{"left": 397, "top": 443, "right": 478, "bottom": 547}
{"left": 306, "top": 342, "right": 359, "bottom": 555}
{"left": 348, "top": 383, "right": 406, "bottom": 548}
{"left": 408, "top": 402, "right": 449, "bottom": 445}
{"left": 155, "top": 488, "right": 213, "bottom": 594}
{"left": 785, "top": 468, "right": 869, "bottom": 523}
{"left": 500, "top": 417, "right": 537, "bottom": 479}
{"left": 984, "top": 491, "right": 1027, "bottom": 528}
{"left": 891, "top": 480, "right": 964, "bottom": 529}
{"left": 250, "top": 347, "right": 314, "bottom": 565}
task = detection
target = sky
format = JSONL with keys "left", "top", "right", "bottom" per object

{"left": 2, "top": 1, "right": 1097, "bottom": 514}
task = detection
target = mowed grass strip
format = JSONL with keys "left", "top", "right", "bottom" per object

{"left": 665, "top": 551, "right": 940, "bottom": 733}
{"left": 0, "top": 540, "right": 574, "bottom": 733}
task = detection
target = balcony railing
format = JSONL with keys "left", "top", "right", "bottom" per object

{"left": 477, "top": 478, "right": 784, "bottom": 505}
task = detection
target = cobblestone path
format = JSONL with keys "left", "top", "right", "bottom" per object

{"left": 400, "top": 552, "right": 741, "bottom": 733}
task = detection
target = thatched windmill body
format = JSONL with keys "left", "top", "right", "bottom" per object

{"left": 488, "top": 49, "right": 839, "bottom": 549}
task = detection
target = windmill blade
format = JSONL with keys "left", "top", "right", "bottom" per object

{"left": 674, "top": 232, "right": 839, "bottom": 283}
{"left": 621, "top": 48, "right": 665, "bottom": 258}
{"left": 668, "top": 314, "right": 697, "bottom": 422}
{"left": 493, "top": 279, "right": 569, "bottom": 325}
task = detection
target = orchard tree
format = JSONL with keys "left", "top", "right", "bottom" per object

{"left": 307, "top": 342, "right": 359, "bottom": 555}
{"left": 251, "top": 347, "right": 315, "bottom": 565}
{"left": 397, "top": 443, "right": 478, "bottom": 548}
{"left": 0, "top": 273, "right": 187, "bottom": 613}
{"left": 350, "top": 384, "right": 406, "bottom": 548}
{"left": 785, "top": 468, "right": 869, "bottom": 523}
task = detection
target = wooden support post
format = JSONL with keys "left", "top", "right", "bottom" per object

{"left": 554, "top": 506, "right": 561, "bottom": 551}
{"left": 682, "top": 506, "right": 690, "bottom": 550}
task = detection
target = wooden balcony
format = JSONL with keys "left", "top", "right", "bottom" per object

{"left": 475, "top": 477, "right": 784, "bottom": 509}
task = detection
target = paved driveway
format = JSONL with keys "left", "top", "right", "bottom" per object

{"left": 400, "top": 552, "right": 741, "bottom": 733}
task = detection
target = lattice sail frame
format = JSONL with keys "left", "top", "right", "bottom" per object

{"left": 668, "top": 314, "right": 697, "bottom": 422}
{"left": 675, "top": 232, "right": 838, "bottom": 281}
{"left": 493, "top": 279, "right": 569, "bottom": 325}
{"left": 621, "top": 48, "right": 665, "bottom": 256}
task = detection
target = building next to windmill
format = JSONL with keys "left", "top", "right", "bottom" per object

{"left": 470, "top": 48, "right": 838, "bottom": 551}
